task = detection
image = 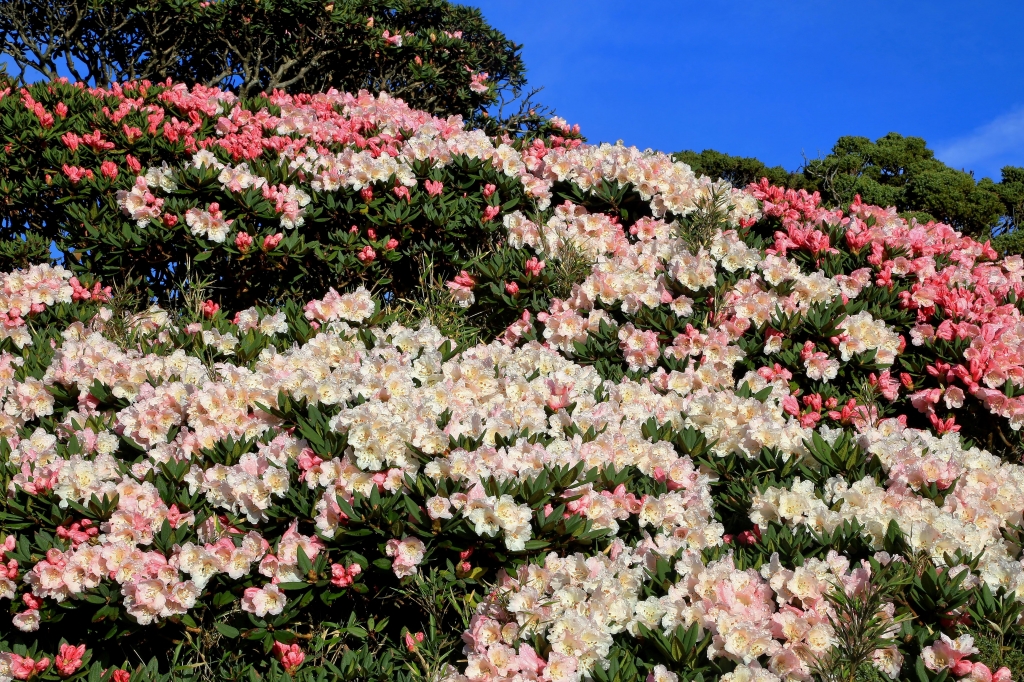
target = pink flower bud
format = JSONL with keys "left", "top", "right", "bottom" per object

{"left": 404, "top": 631, "right": 424, "bottom": 652}
{"left": 234, "top": 231, "right": 253, "bottom": 252}
{"left": 100, "top": 160, "right": 118, "bottom": 180}
{"left": 953, "top": 660, "right": 975, "bottom": 677}
{"left": 970, "top": 663, "right": 994, "bottom": 682}
{"left": 330, "top": 563, "right": 361, "bottom": 588}
{"left": 61, "top": 132, "right": 81, "bottom": 152}
{"left": 272, "top": 642, "right": 305, "bottom": 673}
{"left": 482, "top": 205, "right": 500, "bottom": 223}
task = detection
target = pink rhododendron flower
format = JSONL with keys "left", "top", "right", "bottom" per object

{"left": 61, "top": 132, "right": 80, "bottom": 151}
{"left": 272, "top": 642, "right": 305, "bottom": 673}
{"left": 330, "top": 562, "right": 362, "bottom": 588}
{"left": 235, "top": 231, "right": 253, "bottom": 252}
{"left": 922, "top": 634, "right": 979, "bottom": 672}
{"left": 993, "top": 668, "right": 1013, "bottom": 682}
{"left": 12, "top": 608, "right": 40, "bottom": 632}
{"left": 524, "top": 257, "right": 545, "bottom": 276}
{"left": 263, "top": 233, "right": 283, "bottom": 250}
{"left": 446, "top": 270, "right": 477, "bottom": 307}
{"left": 240, "top": 584, "right": 286, "bottom": 617}
{"left": 482, "top": 205, "right": 500, "bottom": 223}
{"left": 62, "top": 165, "right": 94, "bottom": 184}
{"left": 54, "top": 644, "right": 85, "bottom": 677}
{"left": 8, "top": 653, "right": 50, "bottom": 680}
{"left": 69, "top": 277, "right": 112, "bottom": 303}
{"left": 100, "top": 160, "right": 119, "bottom": 180}
{"left": 385, "top": 537, "right": 425, "bottom": 578}
{"left": 404, "top": 631, "right": 424, "bottom": 651}
{"left": 469, "top": 72, "right": 489, "bottom": 94}
{"left": 81, "top": 129, "right": 114, "bottom": 152}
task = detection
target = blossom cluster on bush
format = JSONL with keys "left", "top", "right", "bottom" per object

{"left": 1, "top": 78, "right": 1024, "bottom": 682}
{"left": 0, "top": 270, "right": 1019, "bottom": 681}
{"left": 0, "top": 78, "right": 580, "bottom": 308}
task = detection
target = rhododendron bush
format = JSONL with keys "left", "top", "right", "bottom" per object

{"left": 0, "top": 80, "right": 1023, "bottom": 682}
{"left": 0, "top": 0, "right": 534, "bottom": 124}
{"left": 0, "top": 77, "right": 575, "bottom": 307}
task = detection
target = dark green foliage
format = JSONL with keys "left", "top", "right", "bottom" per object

{"left": 992, "top": 166, "right": 1024, "bottom": 253}
{"left": 0, "top": 0, "right": 544, "bottom": 130}
{"left": 803, "top": 133, "right": 1005, "bottom": 237}
{"left": 679, "top": 135, "right": 1024, "bottom": 248}
{"left": 673, "top": 149, "right": 811, "bottom": 192}
{"left": 812, "top": 559, "right": 912, "bottom": 682}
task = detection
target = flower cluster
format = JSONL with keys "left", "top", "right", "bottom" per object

{"left": 2, "top": 79, "right": 1024, "bottom": 682}
{"left": 3, "top": 78, "right": 587, "bottom": 310}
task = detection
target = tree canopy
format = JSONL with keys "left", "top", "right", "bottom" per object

{"left": 803, "top": 132, "right": 1009, "bottom": 237}
{"left": 680, "top": 133, "right": 1024, "bottom": 245}
{"left": 0, "top": 0, "right": 544, "bottom": 131}
{"left": 672, "top": 148, "right": 810, "bottom": 191}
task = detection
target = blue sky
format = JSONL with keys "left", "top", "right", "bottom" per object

{"left": 475, "top": 0, "right": 1024, "bottom": 180}
{"left": 6, "top": 1, "right": 1020, "bottom": 179}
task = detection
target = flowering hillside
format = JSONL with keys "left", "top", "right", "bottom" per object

{"left": 0, "top": 80, "right": 1023, "bottom": 682}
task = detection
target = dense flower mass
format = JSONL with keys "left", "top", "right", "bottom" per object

{"left": 0, "top": 77, "right": 582, "bottom": 308}
{"left": 1, "top": 79, "right": 1023, "bottom": 682}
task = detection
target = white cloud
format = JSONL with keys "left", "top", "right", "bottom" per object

{"left": 936, "top": 107, "right": 1024, "bottom": 178}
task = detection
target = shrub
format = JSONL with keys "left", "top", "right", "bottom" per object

{"left": 0, "top": 80, "right": 1023, "bottom": 682}
{"left": 0, "top": 78, "right": 578, "bottom": 307}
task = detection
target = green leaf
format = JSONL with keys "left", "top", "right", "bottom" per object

{"left": 215, "top": 622, "right": 240, "bottom": 638}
